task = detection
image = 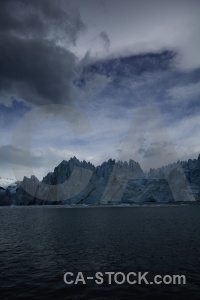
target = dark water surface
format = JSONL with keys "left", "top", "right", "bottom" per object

{"left": 0, "top": 206, "right": 200, "bottom": 300}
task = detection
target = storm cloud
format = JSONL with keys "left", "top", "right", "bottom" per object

{"left": 0, "top": 0, "right": 200, "bottom": 178}
{"left": 0, "top": 0, "right": 85, "bottom": 107}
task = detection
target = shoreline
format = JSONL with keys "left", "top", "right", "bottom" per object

{"left": 0, "top": 202, "right": 199, "bottom": 208}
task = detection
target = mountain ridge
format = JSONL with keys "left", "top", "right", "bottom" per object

{"left": 0, "top": 154, "right": 200, "bottom": 205}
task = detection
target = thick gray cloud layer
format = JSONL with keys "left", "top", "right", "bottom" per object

{"left": 74, "top": 0, "right": 200, "bottom": 70}
{"left": 0, "top": 0, "right": 85, "bottom": 106}
{"left": 0, "top": 35, "right": 77, "bottom": 105}
{"left": 0, "top": 0, "right": 84, "bottom": 43}
{"left": 0, "top": 0, "right": 200, "bottom": 179}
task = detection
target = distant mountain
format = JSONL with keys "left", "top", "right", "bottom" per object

{"left": 0, "top": 155, "right": 200, "bottom": 206}
{"left": 0, "top": 177, "right": 16, "bottom": 189}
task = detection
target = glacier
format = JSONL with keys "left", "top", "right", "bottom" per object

{"left": 0, "top": 155, "right": 200, "bottom": 206}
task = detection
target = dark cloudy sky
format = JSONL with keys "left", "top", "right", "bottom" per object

{"left": 0, "top": 0, "right": 200, "bottom": 179}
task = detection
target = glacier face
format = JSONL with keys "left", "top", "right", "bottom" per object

{"left": 0, "top": 155, "right": 200, "bottom": 205}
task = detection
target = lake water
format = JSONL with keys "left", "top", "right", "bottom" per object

{"left": 0, "top": 205, "right": 200, "bottom": 299}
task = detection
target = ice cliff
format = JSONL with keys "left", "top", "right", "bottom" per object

{"left": 0, "top": 155, "right": 200, "bottom": 205}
